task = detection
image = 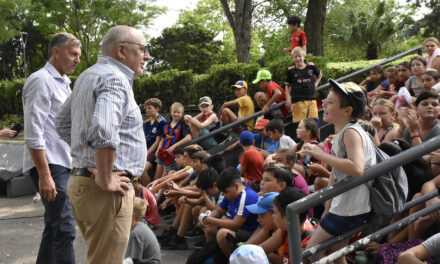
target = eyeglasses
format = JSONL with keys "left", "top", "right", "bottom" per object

{"left": 120, "top": 41, "right": 149, "bottom": 55}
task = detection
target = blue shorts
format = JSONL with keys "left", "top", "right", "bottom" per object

{"left": 320, "top": 212, "right": 370, "bottom": 236}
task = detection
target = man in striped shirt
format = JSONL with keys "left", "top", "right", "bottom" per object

{"left": 55, "top": 25, "right": 149, "bottom": 264}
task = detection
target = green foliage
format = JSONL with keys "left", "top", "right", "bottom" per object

{"left": 328, "top": 0, "right": 410, "bottom": 60}
{"left": 147, "top": 23, "right": 224, "bottom": 74}
{"left": 30, "top": 0, "right": 165, "bottom": 67}
{"left": 0, "top": 115, "right": 23, "bottom": 129}
{"left": 0, "top": 0, "right": 31, "bottom": 46}
{"left": 0, "top": 78, "right": 25, "bottom": 118}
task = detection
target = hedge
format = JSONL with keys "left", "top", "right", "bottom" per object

{"left": 0, "top": 55, "right": 416, "bottom": 120}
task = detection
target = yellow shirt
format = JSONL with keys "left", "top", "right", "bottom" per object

{"left": 235, "top": 95, "right": 255, "bottom": 131}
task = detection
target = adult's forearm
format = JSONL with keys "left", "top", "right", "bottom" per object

{"left": 28, "top": 148, "right": 50, "bottom": 177}
{"left": 94, "top": 147, "right": 116, "bottom": 187}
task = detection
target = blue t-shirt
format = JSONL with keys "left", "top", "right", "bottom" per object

{"left": 366, "top": 80, "right": 390, "bottom": 92}
{"left": 219, "top": 185, "right": 259, "bottom": 231}
{"left": 160, "top": 119, "right": 190, "bottom": 150}
{"left": 266, "top": 141, "right": 280, "bottom": 154}
{"left": 253, "top": 133, "right": 273, "bottom": 150}
{"left": 189, "top": 171, "right": 198, "bottom": 181}
{"left": 143, "top": 114, "right": 167, "bottom": 148}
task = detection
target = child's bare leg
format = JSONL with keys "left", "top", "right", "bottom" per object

{"left": 177, "top": 203, "right": 194, "bottom": 236}
{"left": 408, "top": 193, "right": 426, "bottom": 240}
{"left": 254, "top": 92, "right": 269, "bottom": 109}
{"left": 221, "top": 108, "right": 236, "bottom": 126}
{"left": 171, "top": 202, "right": 185, "bottom": 229}
{"left": 140, "top": 161, "right": 153, "bottom": 185}
{"left": 216, "top": 228, "right": 236, "bottom": 257}
{"left": 306, "top": 225, "right": 334, "bottom": 262}
{"left": 188, "top": 123, "right": 201, "bottom": 138}
{"left": 192, "top": 205, "right": 202, "bottom": 221}
{"left": 204, "top": 224, "right": 217, "bottom": 242}
{"left": 155, "top": 164, "right": 164, "bottom": 180}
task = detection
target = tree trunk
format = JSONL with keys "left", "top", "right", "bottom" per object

{"left": 304, "top": 0, "right": 327, "bottom": 56}
{"left": 219, "top": 0, "right": 252, "bottom": 63}
{"left": 366, "top": 43, "right": 378, "bottom": 60}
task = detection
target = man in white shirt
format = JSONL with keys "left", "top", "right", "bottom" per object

{"left": 22, "top": 33, "right": 80, "bottom": 264}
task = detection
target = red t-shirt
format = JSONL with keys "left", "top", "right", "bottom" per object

{"left": 241, "top": 147, "right": 264, "bottom": 183}
{"left": 267, "top": 81, "right": 289, "bottom": 117}
{"left": 135, "top": 186, "right": 160, "bottom": 226}
{"left": 280, "top": 221, "right": 314, "bottom": 264}
{"left": 290, "top": 30, "right": 307, "bottom": 51}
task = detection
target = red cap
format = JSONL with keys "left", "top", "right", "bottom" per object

{"left": 255, "top": 119, "right": 269, "bottom": 130}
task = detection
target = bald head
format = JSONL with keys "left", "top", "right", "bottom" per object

{"left": 101, "top": 26, "right": 143, "bottom": 55}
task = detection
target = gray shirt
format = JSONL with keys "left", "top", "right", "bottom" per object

{"left": 125, "top": 222, "right": 161, "bottom": 264}
{"left": 55, "top": 56, "right": 146, "bottom": 177}
{"left": 423, "top": 233, "right": 440, "bottom": 260}
{"left": 403, "top": 120, "right": 440, "bottom": 146}
{"left": 279, "top": 134, "right": 296, "bottom": 149}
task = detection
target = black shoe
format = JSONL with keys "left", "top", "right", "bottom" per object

{"left": 194, "top": 236, "right": 205, "bottom": 249}
{"left": 184, "top": 225, "right": 203, "bottom": 239}
{"left": 163, "top": 235, "right": 188, "bottom": 250}
{"left": 157, "top": 227, "right": 176, "bottom": 242}
{"left": 158, "top": 205, "right": 175, "bottom": 217}
{"left": 160, "top": 233, "right": 177, "bottom": 247}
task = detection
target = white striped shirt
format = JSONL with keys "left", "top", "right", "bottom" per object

{"left": 55, "top": 56, "right": 147, "bottom": 177}
{"left": 22, "top": 62, "right": 72, "bottom": 173}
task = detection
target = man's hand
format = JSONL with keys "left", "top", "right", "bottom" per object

{"left": 39, "top": 172, "right": 57, "bottom": 201}
{"left": 89, "top": 168, "right": 131, "bottom": 196}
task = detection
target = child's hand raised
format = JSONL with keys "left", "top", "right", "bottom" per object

{"left": 302, "top": 143, "right": 326, "bottom": 160}
{"left": 370, "top": 116, "right": 382, "bottom": 129}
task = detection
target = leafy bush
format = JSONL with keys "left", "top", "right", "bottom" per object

{"left": 0, "top": 53, "right": 418, "bottom": 119}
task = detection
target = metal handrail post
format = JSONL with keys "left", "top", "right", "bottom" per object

{"left": 287, "top": 135, "right": 440, "bottom": 264}
{"left": 302, "top": 188, "right": 439, "bottom": 258}
{"left": 315, "top": 196, "right": 440, "bottom": 264}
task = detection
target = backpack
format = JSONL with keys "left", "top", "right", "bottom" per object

{"left": 369, "top": 147, "right": 408, "bottom": 225}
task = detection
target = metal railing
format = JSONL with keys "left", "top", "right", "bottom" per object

{"left": 315, "top": 189, "right": 440, "bottom": 263}
{"left": 286, "top": 135, "right": 440, "bottom": 264}
{"left": 187, "top": 46, "right": 423, "bottom": 146}
{"left": 302, "top": 188, "right": 440, "bottom": 259}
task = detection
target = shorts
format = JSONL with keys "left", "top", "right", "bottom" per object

{"left": 235, "top": 228, "right": 255, "bottom": 242}
{"left": 146, "top": 152, "right": 156, "bottom": 163}
{"left": 320, "top": 212, "right": 370, "bottom": 237}
{"left": 232, "top": 117, "right": 247, "bottom": 134}
{"left": 199, "top": 128, "right": 218, "bottom": 150}
{"left": 292, "top": 100, "right": 318, "bottom": 123}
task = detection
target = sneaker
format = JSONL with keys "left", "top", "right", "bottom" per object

{"left": 159, "top": 233, "right": 177, "bottom": 247}
{"left": 157, "top": 227, "right": 176, "bottom": 242}
{"left": 194, "top": 236, "right": 205, "bottom": 249}
{"left": 163, "top": 235, "right": 188, "bottom": 250}
{"left": 184, "top": 226, "right": 203, "bottom": 239}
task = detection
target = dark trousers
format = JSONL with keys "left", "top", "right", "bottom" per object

{"left": 30, "top": 164, "right": 76, "bottom": 264}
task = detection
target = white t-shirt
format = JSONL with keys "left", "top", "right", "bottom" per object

{"left": 279, "top": 134, "right": 296, "bottom": 149}
{"left": 330, "top": 123, "right": 376, "bottom": 216}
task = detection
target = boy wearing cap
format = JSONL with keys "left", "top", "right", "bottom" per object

{"left": 239, "top": 131, "right": 265, "bottom": 189}
{"left": 184, "top": 96, "right": 220, "bottom": 150}
{"left": 253, "top": 70, "right": 289, "bottom": 118}
{"left": 301, "top": 79, "right": 376, "bottom": 263}
{"left": 220, "top": 80, "right": 255, "bottom": 131}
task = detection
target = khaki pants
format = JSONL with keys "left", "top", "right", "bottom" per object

{"left": 67, "top": 175, "right": 134, "bottom": 264}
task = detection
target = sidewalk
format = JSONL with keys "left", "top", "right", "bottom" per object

{"left": 0, "top": 195, "right": 191, "bottom": 264}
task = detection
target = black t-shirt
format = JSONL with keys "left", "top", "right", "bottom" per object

{"left": 285, "top": 63, "right": 321, "bottom": 103}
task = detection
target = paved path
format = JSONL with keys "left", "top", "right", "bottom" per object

{"left": 0, "top": 195, "right": 192, "bottom": 264}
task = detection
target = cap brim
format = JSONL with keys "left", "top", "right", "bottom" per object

{"left": 328, "top": 78, "right": 348, "bottom": 95}
{"left": 246, "top": 204, "right": 267, "bottom": 214}
{"left": 252, "top": 78, "right": 260, "bottom": 84}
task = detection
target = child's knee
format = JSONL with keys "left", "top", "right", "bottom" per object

{"left": 216, "top": 228, "right": 232, "bottom": 241}
{"left": 254, "top": 92, "right": 267, "bottom": 105}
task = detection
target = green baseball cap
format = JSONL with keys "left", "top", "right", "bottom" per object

{"left": 252, "top": 70, "right": 272, "bottom": 84}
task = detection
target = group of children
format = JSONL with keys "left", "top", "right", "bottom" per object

{"left": 122, "top": 17, "right": 440, "bottom": 264}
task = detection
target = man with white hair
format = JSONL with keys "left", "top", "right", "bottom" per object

{"left": 56, "top": 25, "right": 150, "bottom": 264}
{"left": 23, "top": 32, "right": 81, "bottom": 264}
